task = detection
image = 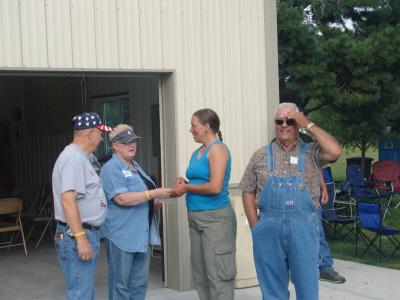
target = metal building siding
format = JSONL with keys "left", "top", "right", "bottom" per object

{"left": 159, "top": 0, "right": 182, "bottom": 70}
{"left": 200, "top": 0, "right": 224, "bottom": 113}
{"left": 70, "top": 0, "right": 97, "bottom": 68}
{"left": 220, "top": 0, "right": 245, "bottom": 181}
{"left": 46, "top": 0, "right": 73, "bottom": 68}
{"left": 0, "top": 0, "right": 22, "bottom": 67}
{"left": 139, "top": 0, "right": 163, "bottom": 69}
{"left": 93, "top": 0, "right": 119, "bottom": 68}
{"left": 19, "top": 0, "right": 48, "bottom": 68}
{"left": 116, "top": 0, "right": 142, "bottom": 68}
{"left": 179, "top": 0, "right": 203, "bottom": 168}
{"left": 0, "top": 0, "right": 275, "bottom": 183}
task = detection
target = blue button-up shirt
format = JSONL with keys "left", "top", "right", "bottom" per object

{"left": 100, "top": 154, "right": 160, "bottom": 252}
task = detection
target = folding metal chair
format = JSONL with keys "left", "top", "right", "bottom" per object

{"left": 326, "top": 166, "right": 355, "bottom": 216}
{"left": 0, "top": 197, "right": 28, "bottom": 256}
{"left": 26, "top": 193, "right": 54, "bottom": 248}
{"left": 321, "top": 166, "right": 350, "bottom": 203}
{"left": 24, "top": 176, "right": 54, "bottom": 248}
{"left": 321, "top": 171, "right": 358, "bottom": 239}
{"left": 347, "top": 164, "right": 394, "bottom": 219}
{"left": 370, "top": 160, "right": 400, "bottom": 212}
{"left": 356, "top": 202, "right": 400, "bottom": 262}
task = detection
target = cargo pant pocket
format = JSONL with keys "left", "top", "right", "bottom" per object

{"left": 214, "top": 246, "right": 237, "bottom": 281}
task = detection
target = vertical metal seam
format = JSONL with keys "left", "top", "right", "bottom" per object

{"left": 238, "top": 0, "right": 246, "bottom": 158}
{"left": 200, "top": 0, "right": 206, "bottom": 106}
{"left": 178, "top": 0, "right": 185, "bottom": 90}
{"left": 159, "top": 0, "right": 164, "bottom": 68}
{"left": 44, "top": 0, "right": 50, "bottom": 67}
{"left": 68, "top": 0, "right": 74, "bottom": 67}
{"left": 115, "top": 0, "right": 121, "bottom": 68}
{"left": 218, "top": 0, "right": 225, "bottom": 126}
{"left": 137, "top": 0, "right": 143, "bottom": 68}
{"left": 18, "top": 0, "right": 24, "bottom": 66}
{"left": 92, "top": 0, "right": 98, "bottom": 68}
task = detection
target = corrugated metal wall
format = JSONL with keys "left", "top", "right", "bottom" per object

{"left": 0, "top": 0, "right": 275, "bottom": 184}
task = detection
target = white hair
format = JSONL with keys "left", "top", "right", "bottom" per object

{"left": 274, "top": 102, "right": 300, "bottom": 118}
{"left": 108, "top": 124, "right": 133, "bottom": 141}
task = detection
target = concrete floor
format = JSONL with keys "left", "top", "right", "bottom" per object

{"left": 1, "top": 238, "right": 400, "bottom": 300}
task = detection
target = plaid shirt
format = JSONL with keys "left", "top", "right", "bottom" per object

{"left": 239, "top": 139, "right": 326, "bottom": 207}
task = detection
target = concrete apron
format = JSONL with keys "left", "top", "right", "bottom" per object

{"left": 0, "top": 242, "right": 399, "bottom": 300}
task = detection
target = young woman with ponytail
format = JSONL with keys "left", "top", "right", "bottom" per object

{"left": 172, "top": 108, "right": 237, "bottom": 300}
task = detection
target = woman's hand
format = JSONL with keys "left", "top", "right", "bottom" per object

{"left": 171, "top": 183, "right": 187, "bottom": 198}
{"left": 153, "top": 187, "right": 172, "bottom": 199}
{"left": 154, "top": 199, "right": 163, "bottom": 208}
{"left": 173, "top": 177, "right": 187, "bottom": 186}
{"left": 170, "top": 177, "right": 187, "bottom": 197}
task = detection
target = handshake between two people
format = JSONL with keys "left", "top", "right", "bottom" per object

{"left": 152, "top": 177, "right": 188, "bottom": 207}
{"left": 171, "top": 177, "right": 188, "bottom": 198}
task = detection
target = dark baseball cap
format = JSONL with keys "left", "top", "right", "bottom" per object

{"left": 72, "top": 112, "right": 112, "bottom": 132}
{"left": 110, "top": 129, "right": 141, "bottom": 144}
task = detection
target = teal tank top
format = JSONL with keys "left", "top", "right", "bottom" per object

{"left": 185, "top": 140, "right": 231, "bottom": 211}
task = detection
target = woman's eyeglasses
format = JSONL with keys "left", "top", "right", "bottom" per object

{"left": 275, "top": 119, "right": 296, "bottom": 126}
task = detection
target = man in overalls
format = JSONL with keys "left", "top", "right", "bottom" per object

{"left": 239, "top": 102, "right": 342, "bottom": 299}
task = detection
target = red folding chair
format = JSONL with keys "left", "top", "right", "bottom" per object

{"left": 371, "top": 160, "right": 400, "bottom": 215}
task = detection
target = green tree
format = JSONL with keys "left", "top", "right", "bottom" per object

{"left": 277, "top": 0, "right": 336, "bottom": 114}
{"left": 278, "top": 0, "right": 400, "bottom": 171}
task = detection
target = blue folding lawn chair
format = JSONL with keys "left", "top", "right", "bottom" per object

{"left": 347, "top": 164, "right": 394, "bottom": 218}
{"left": 321, "top": 167, "right": 358, "bottom": 239}
{"left": 356, "top": 202, "right": 400, "bottom": 262}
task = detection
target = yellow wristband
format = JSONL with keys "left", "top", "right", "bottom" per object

{"left": 145, "top": 190, "right": 153, "bottom": 201}
{"left": 306, "top": 122, "right": 315, "bottom": 130}
{"left": 74, "top": 231, "right": 86, "bottom": 238}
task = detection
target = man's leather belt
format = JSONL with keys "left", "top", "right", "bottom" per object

{"left": 57, "top": 221, "right": 99, "bottom": 231}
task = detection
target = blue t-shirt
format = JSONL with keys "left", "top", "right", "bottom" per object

{"left": 186, "top": 140, "right": 231, "bottom": 211}
{"left": 100, "top": 154, "right": 160, "bottom": 253}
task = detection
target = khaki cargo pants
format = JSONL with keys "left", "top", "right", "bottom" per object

{"left": 188, "top": 205, "right": 237, "bottom": 300}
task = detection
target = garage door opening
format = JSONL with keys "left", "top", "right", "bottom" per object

{"left": 0, "top": 71, "right": 174, "bottom": 284}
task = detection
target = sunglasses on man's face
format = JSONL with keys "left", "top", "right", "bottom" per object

{"left": 275, "top": 119, "right": 296, "bottom": 126}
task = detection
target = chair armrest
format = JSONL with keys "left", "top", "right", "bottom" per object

{"left": 367, "top": 179, "right": 392, "bottom": 185}
{"left": 333, "top": 206, "right": 347, "bottom": 212}
{"left": 368, "top": 179, "right": 394, "bottom": 192}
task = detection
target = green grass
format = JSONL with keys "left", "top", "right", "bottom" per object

{"left": 330, "top": 147, "right": 379, "bottom": 181}
{"left": 327, "top": 199, "right": 400, "bottom": 270}
{"left": 325, "top": 147, "right": 400, "bottom": 269}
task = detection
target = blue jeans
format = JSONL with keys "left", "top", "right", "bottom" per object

{"left": 104, "top": 238, "right": 150, "bottom": 300}
{"left": 55, "top": 224, "right": 101, "bottom": 300}
{"left": 317, "top": 209, "right": 334, "bottom": 271}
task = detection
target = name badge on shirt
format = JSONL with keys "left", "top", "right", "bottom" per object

{"left": 122, "top": 169, "right": 133, "bottom": 178}
{"left": 290, "top": 156, "right": 298, "bottom": 165}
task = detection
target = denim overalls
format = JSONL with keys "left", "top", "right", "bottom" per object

{"left": 252, "top": 143, "right": 319, "bottom": 300}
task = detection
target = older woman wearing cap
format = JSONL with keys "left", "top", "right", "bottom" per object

{"left": 99, "top": 124, "right": 172, "bottom": 300}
